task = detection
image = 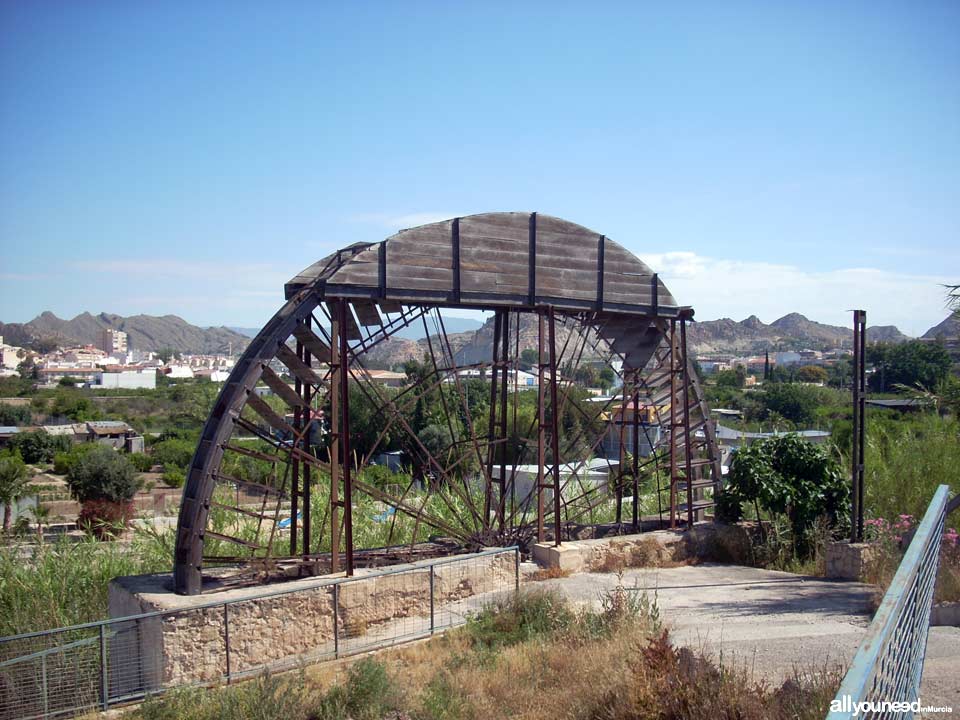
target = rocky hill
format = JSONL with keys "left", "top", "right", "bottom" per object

{"left": 922, "top": 314, "right": 960, "bottom": 341}
{"left": 688, "top": 313, "right": 910, "bottom": 354}
{"left": 0, "top": 311, "right": 250, "bottom": 355}
{"left": 365, "top": 311, "right": 914, "bottom": 368}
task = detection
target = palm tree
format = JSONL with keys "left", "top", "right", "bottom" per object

{"left": 29, "top": 502, "right": 52, "bottom": 542}
{"left": 0, "top": 451, "right": 32, "bottom": 533}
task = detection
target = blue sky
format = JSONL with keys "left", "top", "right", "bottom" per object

{"left": 1, "top": 1, "right": 958, "bottom": 336}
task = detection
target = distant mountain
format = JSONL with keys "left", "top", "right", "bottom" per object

{"left": 228, "top": 327, "right": 262, "bottom": 339}
{"left": 674, "top": 313, "right": 911, "bottom": 355}
{"left": 0, "top": 312, "right": 251, "bottom": 355}
{"left": 922, "top": 315, "right": 960, "bottom": 340}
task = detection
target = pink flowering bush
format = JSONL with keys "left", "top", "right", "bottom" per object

{"left": 863, "top": 514, "right": 960, "bottom": 603}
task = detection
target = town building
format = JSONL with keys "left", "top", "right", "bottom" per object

{"left": 100, "top": 328, "right": 128, "bottom": 356}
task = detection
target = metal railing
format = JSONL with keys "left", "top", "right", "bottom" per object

{"left": 827, "top": 485, "right": 949, "bottom": 720}
{"left": 0, "top": 546, "right": 520, "bottom": 720}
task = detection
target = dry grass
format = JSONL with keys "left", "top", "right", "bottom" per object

{"left": 132, "top": 588, "right": 840, "bottom": 720}
{"left": 527, "top": 565, "right": 572, "bottom": 581}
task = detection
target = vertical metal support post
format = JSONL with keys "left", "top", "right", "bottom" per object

{"left": 485, "top": 310, "right": 503, "bottom": 527}
{"left": 330, "top": 308, "right": 341, "bottom": 573}
{"left": 548, "top": 307, "right": 562, "bottom": 546}
{"left": 669, "top": 320, "right": 678, "bottom": 529}
{"left": 514, "top": 547, "right": 521, "bottom": 593}
{"left": 536, "top": 312, "right": 546, "bottom": 542}
{"left": 290, "top": 337, "right": 302, "bottom": 556}
{"left": 223, "top": 604, "right": 231, "bottom": 683}
{"left": 497, "top": 311, "right": 510, "bottom": 530}
{"left": 680, "top": 317, "right": 694, "bottom": 528}
{"left": 333, "top": 584, "right": 340, "bottom": 658}
{"left": 302, "top": 324, "right": 312, "bottom": 558}
{"left": 429, "top": 565, "right": 436, "bottom": 634}
{"left": 851, "top": 309, "right": 866, "bottom": 542}
{"left": 99, "top": 623, "right": 108, "bottom": 711}
{"left": 632, "top": 370, "right": 641, "bottom": 531}
{"left": 41, "top": 654, "right": 49, "bottom": 718}
{"left": 338, "top": 299, "right": 355, "bottom": 575}
{"left": 615, "top": 374, "right": 629, "bottom": 526}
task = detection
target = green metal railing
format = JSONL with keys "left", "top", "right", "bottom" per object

{"left": 827, "top": 485, "right": 950, "bottom": 720}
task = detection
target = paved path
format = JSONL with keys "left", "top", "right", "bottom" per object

{"left": 531, "top": 563, "right": 959, "bottom": 712}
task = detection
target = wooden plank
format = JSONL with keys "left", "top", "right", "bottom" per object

{"left": 259, "top": 366, "right": 306, "bottom": 409}
{"left": 275, "top": 344, "right": 325, "bottom": 385}
{"left": 461, "top": 269, "right": 529, "bottom": 294}
{"left": 291, "top": 325, "right": 331, "bottom": 361}
{"left": 351, "top": 300, "right": 382, "bottom": 327}
{"left": 377, "top": 299, "right": 403, "bottom": 314}
{"left": 328, "top": 261, "right": 378, "bottom": 287}
{"left": 392, "top": 219, "right": 453, "bottom": 244}
{"left": 245, "top": 392, "right": 297, "bottom": 436}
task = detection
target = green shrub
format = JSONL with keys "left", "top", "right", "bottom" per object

{"left": 466, "top": 589, "right": 574, "bottom": 649}
{"left": 66, "top": 445, "right": 140, "bottom": 504}
{"left": 128, "top": 452, "right": 154, "bottom": 472}
{"left": 151, "top": 438, "right": 195, "bottom": 470}
{"left": 714, "top": 490, "right": 744, "bottom": 524}
{"left": 162, "top": 464, "right": 186, "bottom": 489}
{"left": 52, "top": 443, "right": 97, "bottom": 475}
{"left": 726, "top": 435, "right": 848, "bottom": 557}
{"left": 0, "top": 403, "right": 31, "bottom": 426}
{"left": 8, "top": 430, "right": 72, "bottom": 464}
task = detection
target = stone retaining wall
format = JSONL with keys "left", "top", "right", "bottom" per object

{"left": 531, "top": 524, "right": 754, "bottom": 573}
{"left": 108, "top": 550, "right": 514, "bottom": 692}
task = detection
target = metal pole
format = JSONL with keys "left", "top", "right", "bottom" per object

{"left": 333, "top": 584, "right": 340, "bottom": 658}
{"left": 548, "top": 307, "right": 562, "bottom": 546}
{"left": 497, "top": 311, "right": 510, "bottom": 530}
{"left": 851, "top": 310, "right": 860, "bottom": 543}
{"left": 223, "top": 604, "right": 231, "bottom": 683}
{"left": 303, "top": 321, "right": 312, "bottom": 558}
{"left": 669, "top": 320, "right": 678, "bottom": 529}
{"left": 514, "top": 547, "right": 520, "bottom": 594}
{"left": 290, "top": 338, "right": 302, "bottom": 556}
{"left": 485, "top": 310, "right": 503, "bottom": 527}
{"left": 330, "top": 306, "right": 341, "bottom": 573}
{"left": 338, "top": 300, "right": 354, "bottom": 575}
{"left": 99, "top": 623, "right": 108, "bottom": 711}
{"left": 681, "top": 317, "right": 694, "bottom": 528}
{"left": 41, "top": 653, "right": 49, "bottom": 718}
{"left": 429, "top": 565, "right": 435, "bottom": 634}
{"left": 632, "top": 370, "right": 640, "bottom": 531}
{"left": 536, "top": 311, "right": 546, "bottom": 542}
{"left": 857, "top": 310, "right": 866, "bottom": 541}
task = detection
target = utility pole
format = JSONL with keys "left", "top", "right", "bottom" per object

{"left": 851, "top": 310, "right": 866, "bottom": 542}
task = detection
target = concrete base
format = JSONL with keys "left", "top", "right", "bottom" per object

{"left": 931, "top": 602, "right": 960, "bottom": 627}
{"left": 531, "top": 523, "right": 753, "bottom": 572}
{"left": 826, "top": 541, "right": 877, "bottom": 581}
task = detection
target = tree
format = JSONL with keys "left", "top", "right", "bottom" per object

{"left": 759, "top": 383, "right": 821, "bottom": 426}
{"left": 0, "top": 403, "right": 31, "bottom": 426}
{"left": 49, "top": 389, "right": 96, "bottom": 422}
{"left": 797, "top": 365, "right": 828, "bottom": 384}
{"left": 724, "top": 435, "right": 848, "bottom": 556}
{"left": 868, "top": 340, "right": 951, "bottom": 393}
{"left": 0, "top": 450, "right": 31, "bottom": 532}
{"left": 8, "top": 430, "right": 72, "bottom": 464}
{"left": 519, "top": 349, "right": 538, "bottom": 370}
{"left": 58, "top": 376, "right": 79, "bottom": 387}
{"left": 66, "top": 446, "right": 139, "bottom": 504}
{"left": 715, "top": 366, "right": 746, "bottom": 389}
{"left": 66, "top": 446, "right": 140, "bottom": 538}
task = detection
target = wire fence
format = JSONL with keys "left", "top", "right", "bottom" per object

{"left": 0, "top": 546, "right": 519, "bottom": 720}
{"left": 827, "top": 485, "right": 949, "bottom": 720}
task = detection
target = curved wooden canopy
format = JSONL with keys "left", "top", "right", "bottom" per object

{"left": 173, "top": 212, "right": 697, "bottom": 595}
{"left": 286, "top": 212, "right": 681, "bottom": 317}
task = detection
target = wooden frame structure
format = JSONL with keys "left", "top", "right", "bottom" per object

{"left": 173, "top": 212, "right": 721, "bottom": 595}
